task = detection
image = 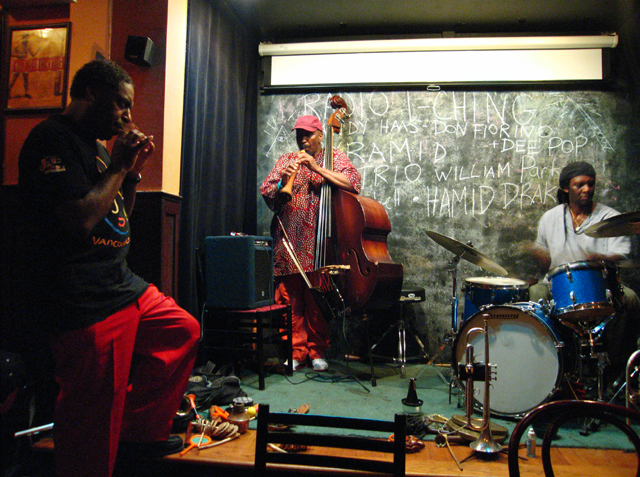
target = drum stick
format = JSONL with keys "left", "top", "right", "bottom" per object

{"left": 198, "top": 433, "right": 240, "bottom": 449}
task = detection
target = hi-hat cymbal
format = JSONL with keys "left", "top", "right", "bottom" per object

{"left": 584, "top": 211, "right": 640, "bottom": 238}
{"left": 425, "top": 230, "right": 508, "bottom": 276}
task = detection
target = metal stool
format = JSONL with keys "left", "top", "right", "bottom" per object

{"left": 370, "top": 287, "right": 427, "bottom": 378}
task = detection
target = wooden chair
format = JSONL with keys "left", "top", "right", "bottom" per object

{"left": 255, "top": 403, "right": 407, "bottom": 477}
{"left": 507, "top": 399, "right": 640, "bottom": 477}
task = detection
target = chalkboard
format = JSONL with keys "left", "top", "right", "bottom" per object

{"left": 256, "top": 90, "right": 640, "bottom": 356}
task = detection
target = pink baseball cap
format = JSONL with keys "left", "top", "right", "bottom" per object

{"left": 292, "top": 115, "right": 323, "bottom": 132}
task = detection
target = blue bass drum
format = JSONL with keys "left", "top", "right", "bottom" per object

{"left": 548, "top": 260, "right": 621, "bottom": 323}
{"left": 454, "top": 302, "right": 576, "bottom": 418}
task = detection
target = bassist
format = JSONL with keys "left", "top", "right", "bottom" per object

{"left": 260, "top": 115, "right": 361, "bottom": 372}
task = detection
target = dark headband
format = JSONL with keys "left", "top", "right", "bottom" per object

{"left": 559, "top": 161, "right": 596, "bottom": 188}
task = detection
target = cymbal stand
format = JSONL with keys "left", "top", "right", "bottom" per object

{"left": 577, "top": 319, "right": 610, "bottom": 435}
{"left": 448, "top": 254, "right": 461, "bottom": 336}
{"left": 416, "top": 255, "right": 462, "bottom": 400}
{"left": 579, "top": 319, "right": 611, "bottom": 402}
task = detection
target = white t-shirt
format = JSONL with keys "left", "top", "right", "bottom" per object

{"left": 535, "top": 202, "right": 631, "bottom": 270}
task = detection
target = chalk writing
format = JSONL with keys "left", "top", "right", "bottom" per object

{"left": 256, "top": 89, "right": 638, "bottom": 355}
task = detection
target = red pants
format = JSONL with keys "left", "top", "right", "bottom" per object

{"left": 50, "top": 285, "right": 200, "bottom": 477}
{"left": 275, "top": 275, "right": 329, "bottom": 362}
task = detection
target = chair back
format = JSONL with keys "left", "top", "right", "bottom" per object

{"left": 255, "top": 403, "right": 406, "bottom": 477}
{"left": 507, "top": 399, "right": 640, "bottom": 477}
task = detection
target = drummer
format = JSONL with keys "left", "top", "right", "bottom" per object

{"left": 530, "top": 161, "right": 640, "bottom": 387}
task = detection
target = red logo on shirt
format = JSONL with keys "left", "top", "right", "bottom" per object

{"left": 39, "top": 156, "right": 66, "bottom": 174}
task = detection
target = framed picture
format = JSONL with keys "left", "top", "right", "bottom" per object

{"left": 5, "top": 23, "right": 71, "bottom": 111}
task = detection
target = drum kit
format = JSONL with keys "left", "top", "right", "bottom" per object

{"left": 425, "top": 210, "right": 640, "bottom": 419}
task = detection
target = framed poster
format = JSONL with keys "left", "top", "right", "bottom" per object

{"left": 5, "top": 23, "right": 70, "bottom": 111}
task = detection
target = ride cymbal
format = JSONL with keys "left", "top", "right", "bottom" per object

{"left": 425, "top": 230, "right": 508, "bottom": 276}
{"left": 584, "top": 211, "right": 640, "bottom": 238}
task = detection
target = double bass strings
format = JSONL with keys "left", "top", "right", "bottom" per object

{"left": 315, "top": 182, "right": 332, "bottom": 270}
{"left": 314, "top": 118, "right": 336, "bottom": 270}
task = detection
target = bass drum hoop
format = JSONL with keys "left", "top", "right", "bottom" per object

{"left": 453, "top": 302, "right": 575, "bottom": 418}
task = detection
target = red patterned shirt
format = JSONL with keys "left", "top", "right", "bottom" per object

{"left": 261, "top": 148, "right": 362, "bottom": 277}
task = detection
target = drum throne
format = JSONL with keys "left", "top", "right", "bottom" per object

{"left": 370, "top": 287, "right": 428, "bottom": 378}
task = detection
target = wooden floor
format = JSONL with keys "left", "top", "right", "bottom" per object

{"left": 33, "top": 430, "right": 639, "bottom": 477}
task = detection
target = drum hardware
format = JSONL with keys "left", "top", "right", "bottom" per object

{"left": 574, "top": 318, "right": 610, "bottom": 396}
{"left": 561, "top": 312, "right": 613, "bottom": 338}
{"left": 420, "top": 231, "right": 509, "bottom": 397}
{"left": 413, "top": 253, "right": 462, "bottom": 396}
{"left": 571, "top": 320, "right": 614, "bottom": 432}
{"left": 460, "top": 315, "right": 502, "bottom": 454}
{"left": 576, "top": 340, "right": 640, "bottom": 436}
{"left": 568, "top": 318, "right": 616, "bottom": 436}
{"left": 578, "top": 346, "right": 611, "bottom": 437}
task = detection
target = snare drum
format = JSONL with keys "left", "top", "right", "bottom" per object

{"left": 463, "top": 277, "right": 529, "bottom": 321}
{"left": 454, "top": 302, "right": 576, "bottom": 418}
{"left": 548, "top": 260, "right": 621, "bottom": 323}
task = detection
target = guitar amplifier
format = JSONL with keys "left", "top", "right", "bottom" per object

{"left": 205, "top": 235, "right": 274, "bottom": 309}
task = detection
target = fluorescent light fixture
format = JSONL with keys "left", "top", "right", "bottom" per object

{"left": 259, "top": 34, "right": 617, "bottom": 87}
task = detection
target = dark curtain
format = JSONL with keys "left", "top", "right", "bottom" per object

{"left": 179, "top": 0, "right": 259, "bottom": 317}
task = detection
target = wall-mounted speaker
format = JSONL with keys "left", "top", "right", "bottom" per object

{"left": 124, "top": 35, "right": 155, "bottom": 67}
{"left": 205, "top": 235, "right": 274, "bottom": 309}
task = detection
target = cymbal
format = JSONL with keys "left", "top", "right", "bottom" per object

{"left": 584, "top": 211, "right": 640, "bottom": 238}
{"left": 425, "top": 230, "right": 508, "bottom": 276}
{"left": 617, "top": 260, "right": 640, "bottom": 269}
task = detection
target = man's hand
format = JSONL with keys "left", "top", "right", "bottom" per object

{"left": 127, "top": 135, "right": 155, "bottom": 177}
{"left": 110, "top": 124, "right": 154, "bottom": 175}
{"left": 295, "top": 150, "right": 320, "bottom": 173}
{"left": 281, "top": 158, "right": 301, "bottom": 184}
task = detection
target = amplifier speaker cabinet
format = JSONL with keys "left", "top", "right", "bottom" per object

{"left": 204, "top": 235, "right": 274, "bottom": 309}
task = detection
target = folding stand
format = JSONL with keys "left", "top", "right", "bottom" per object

{"left": 370, "top": 287, "right": 428, "bottom": 378}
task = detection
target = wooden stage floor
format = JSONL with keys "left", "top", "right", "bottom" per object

{"left": 33, "top": 430, "right": 638, "bottom": 477}
{"left": 167, "top": 429, "right": 637, "bottom": 476}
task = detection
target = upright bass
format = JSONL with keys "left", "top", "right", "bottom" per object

{"left": 281, "top": 96, "right": 403, "bottom": 316}
{"left": 319, "top": 95, "right": 403, "bottom": 313}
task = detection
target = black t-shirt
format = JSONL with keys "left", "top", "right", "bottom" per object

{"left": 17, "top": 114, "right": 148, "bottom": 332}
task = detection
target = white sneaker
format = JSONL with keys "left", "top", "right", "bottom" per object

{"left": 311, "top": 358, "right": 329, "bottom": 372}
{"left": 285, "top": 359, "right": 304, "bottom": 371}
